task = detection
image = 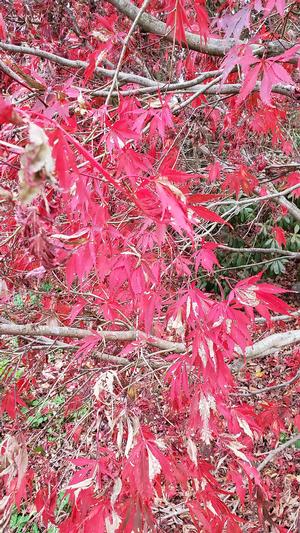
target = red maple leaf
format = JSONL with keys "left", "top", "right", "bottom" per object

{"left": 273, "top": 225, "right": 286, "bottom": 247}
{"left": 195, "top": 242, "right": 219, "bottom": 272}
{"left": 165, "top": 0, "right": 190, "bottom": 44}
{"left": 228, "top": 273, "right": 290, "bottom": 320}
{"left": 222, "top": 165, "right": 258, "bottom": 198}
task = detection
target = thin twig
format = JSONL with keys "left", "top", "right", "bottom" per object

{"left": 218, "top": 244, "right": 300, "bottom": 258}
{"left": 105, "top": 0, "right": 151, "bottom": 106}
{"left": 255, "top": 311, "right": 300, "bottom": 323}
{"left": 210, "top": 183, "right": 300, "bottom": 207}
{"left": 238, "top": 369, "right": 300, "bottom": 396}
{"left": 258, "top": 434, "right": 299, "bottom": 471}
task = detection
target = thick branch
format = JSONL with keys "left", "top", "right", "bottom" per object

{"left": 0, "top": 43, "right": 296, "bottom": 102}
{"left": 92, "top": 81, "right": 296, "bottom": 99}
{"left": 219, "top": 245, "right": 300, "bottom": 258}
{"left": 0, "top": 323, "right": 185, "bottom": 353}
{"left": 106, "top": 0, "right": 300, "bottom": 62}
{"left": 267, "top": 183, "right": 300, "bottom": 223}
{"left": 106, "top": 0, "right": 234, "bottom": 55}
{"left": 91, "top": 70, "right": 221, "bottom": 96}
{"left": 254, "top": 311, "right": 300, "bottom": 323}
{"left": 0, "top": 58, "right": 30, "bottom": 87}
{"left": 0, "top": 42, "right": 157, "bottom": 88}
{"left": 245, "top": 330, "right": 300, "bottom": 359}
{"left": 0, "top": 322, "right": 299, "bottom": 362}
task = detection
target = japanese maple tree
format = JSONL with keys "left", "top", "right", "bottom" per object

{"left": 0, "top": 0, "right": 299, "bottom": 531}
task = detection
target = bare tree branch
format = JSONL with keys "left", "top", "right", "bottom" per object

{"left": 210, "top": 183, "right": 300, "bottom": 207}
{"left": 258, "top": 434, "right": 300, "bottom": 472}
{"left": 105, "top": 0, "right": 151, "bottom": 105}
{"left": 0, "top": 322, "right": 299, "bottom": 361}
{"left": 218, "top": 245, "right": 300, "bottom": 258}
{"left": 255, "top": 311, "right": 300, "bottom": 323}
{"left": 0, "top": 323, "right": 185, "bottom": 353}
{"left": 211, "top": 182, "right": 300, "bottom": 223}
{"left": 0, "top": 42, "right": 157, "bottom": 87}
{"left": 0, "top": 43, "right": 296, "bottom": 101}
{"left": 239, "top": 369, "right": 300, "bottom": 396}
{"left": 106, "top": 0, "right": 300, "bottom": 62}
{"left": 245, "top": 330, "right": 300, "bottom": 359}
{"left": 0, "top": 58, "right": 30, "bottom": 87}
{"left": 91, "top": 70, "right": 221, "bottom": 96}
{"left": 266, "top": 183, "right": 300, "bottom": 223}
{"left": 92, "top": 81, "right": 297, "bottom": 99}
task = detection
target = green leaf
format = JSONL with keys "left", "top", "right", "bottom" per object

{"left": 33, "top": 445, "right": 46, "bottom": 455}
{"left": 52, "top": 394, "right": 65, "bottom": 405}
{"left": 41, "top": 282, "right": 52, "bottom": 292}
{"left": 13, "top": 294, "right": 23, "bottom": 308}
{"left": 0, "top": 358, "right": 10, "bottom": 376}
{"left": 48, "top": 526, "right": 59, "bottom": 533}
{"left": 10, "top": 510, "right": 32, "bottom": 532}
{"left": 279, "top": 432, "right": 288, "bottom": 443}
{"left": 27, "top": 414, "right": 48, "bottom": 428}
{"left": 30, "top": 292, "right": 39, "bottom": 305}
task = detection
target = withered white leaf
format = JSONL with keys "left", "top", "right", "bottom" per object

{"left": 18, "top": 122, "right": 55, "bottom": 204}
{"left": 148, "top": 448, "right": 161, "bottom": 482}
